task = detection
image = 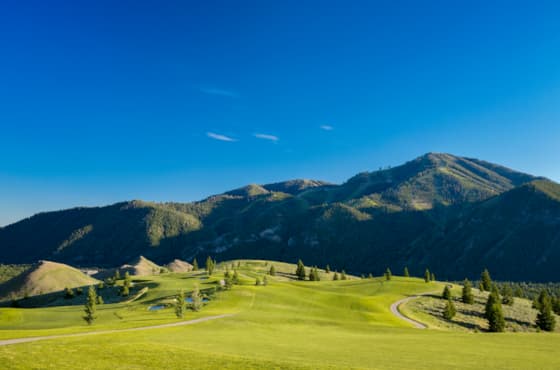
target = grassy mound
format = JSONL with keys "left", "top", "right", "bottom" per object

{"left": 119, "top": 256, "right": 162, "bottom": 276}
{"left": 165, "top": 259, "right": 193, "bottom": 273}
{"left": 0, "top": 261, "right": 98, "bottom": 301}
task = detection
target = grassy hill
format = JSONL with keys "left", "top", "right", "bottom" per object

{"left": 1, "top": 153, "right": 558, "bottom": 281}
{"left": 0, "top": 260, "right": 558, "bottom": 369}
{"left": 119, "top": 256, "right": 162, "bottom": 276}
{"left": 0, "top": 261, "right": 98, "bottom": 301}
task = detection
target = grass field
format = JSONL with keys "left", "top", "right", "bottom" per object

{"left": 0, "top": 260, "right": 559, "bottom": 369}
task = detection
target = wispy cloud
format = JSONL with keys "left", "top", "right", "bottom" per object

{"left": 254, "top": 133, "right": 279, "bottom": 142}
{"left": 320, "top": 125, "right": 334, "bottom": 131}
{"left": 199, "top": 87, "right": 238, "bottom": 98}
{"left": 207, "top": 132, "right": 237, "bottom": 142}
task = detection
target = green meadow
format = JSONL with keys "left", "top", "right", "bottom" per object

{"left": 0, "top": 260, "right": 559, "bottom": 369}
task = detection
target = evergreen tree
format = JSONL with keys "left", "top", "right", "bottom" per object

{"left": 269, "top": 265, "right": 276, "bottom": 276}
{"left": 368, "top": 273, "right": 373, "bottom": 279}
{"left": 263, "top": 275, "right": 268, "bottom": 286}
{"left": 462, "top": 279, "right": 474, "bottom": 304}
{"left": 485, "top": 287, "right": 505, "bottom": 332}
{"left": 403, "top": 267, "right": 410, "bottom": 278}
{"left": 314, "top": 267, "right": 321, "bottom": 281}
{"left": 442, "top": 285, "right": 452, "bottom": 300}
{"left": 98, "top": 282, "right": 104, "bottom": 290}
{"left": 552, "top": 297, "right": 560, "bottom": 315}
{"left": 124, "top": 271, "right": 131, "bottom": 285}
{"left": 430, "top": 272, "right": 435, "bottom": 281}
{"left": 341, "top": 270, "right": 347, "bottom": 280}
{"left": 424, "top": 269, "right": 430, "bottom": 283}
{"left": 122, "top": 271, "right": 131, "bottom": 296}
{"left": 481, "top": 268, "right": 492, "bottom": 292}
{"left": 385, "top": 268, "right": 392, "bottom": 281}
{"left": 536, "top": 290, "right": 556, "bottom": 331}
{"left": 83, "top": 286, "right": 97, "bottom": 325}
{"left": 64, "top": 287, "right": 74, "bottom": 299}
{"left": 191, "top": 285, "right": 202, "bottom": 312}
{"left": 114, "top": 269, "right": 121, "bottom": 281}
{"left": 96, "top": 295, "right": 104, "bottom": 305}
{"left": 295, "top": 259, "right": 306, "bottom": 280}
{"left": 325, "top": 265, "right": 331, "bottom": 274}
{"left": 501, "top": 285, "right": 514, "bottom": 306}
{"left": 255, "top": 277, "right": 262, "bottom": 286}
{"left": 233, "top": 270, "right": 240, "bottom": 284}
{"left": 443, "top": 298, "right": 456, "bottom": 320}
{"left": 205, "top": 256, "right": 214, "bottom": 275}
{"left": 478, "top": 281, "right": 484, "bottom": 291}
{"left": 333, "top": 272, "right": 339, "bottom": 281}
{"left": 175, "top": 289, "right": 186, "bottom": 318}
{"left": 192, "top": 258, "right": 199, "bottom": 271}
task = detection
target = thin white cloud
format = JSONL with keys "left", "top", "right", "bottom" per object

{"left": 199, "top": 87, "right": 238, "bottom": 98}
{"left": 320, "top": 125, "right": 334, "bottom": 131}
{"left": 254, "top": 133, "right": 279, "bottom": 142}
{"left": 207, "top": 132, "right": 237, "bottom": 142}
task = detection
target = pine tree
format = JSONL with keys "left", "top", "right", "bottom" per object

{"left": 403, "top": 267, "right": 410, "bottom": 278}
{"left": 295, "top": 259, "right": 306, "bottom": 280}
{"left": 114, "top": 269, "right": 121, "bottom": 281}
{"left": 385, "top": 268, "right": 392, "bottom": 281}
{"left": 341, "top": 270, "right": 347, "bottom": 280}
{"left": 462, "top": 279, "right": 474, "bottom": 304}
{"left": 430, "top": 272, "right": 435, "bottom": 281}
{"left": 536, "top": 290, "right": 556, "bottom": 331}
{"left": 206, "top": 256, "right": 214, "bottom": 275}
{"left": 191, "top": 285, "right": 202, "bottom": 312}
{"left": 424, "top": 269, "right": 430, "bottom": 283}
{"left": 333, "top": 272, "right": 339, "bottom": 281}
{"left": 368, "top": 273, "right": 373, "bottom": 279}
{"left": 97, "top": 295, "right": 104, "bottom": 305}
{"left": 314, "top": 267, "right": 320, "bottom": 281}
{"left": 481, "top": 268, "right": 492, "bottom": 292}
{"left": 233, "top": 270, "right": 240, "bottom": 284}
{"left": 122, "top": 271, "right": 131, "bottom": 296}
{"left": 552, "top": 297, "right": 560, "bottom": 315}
{"left": 325, "top": 265, "right": 331, "bottom": 274}
{"left": 192, "top": 258, "right": 199, "bottom": 271}
{"left": 308, "top": 267, "right": 315, "bottom": 281}
{"left": 263, "top": 275, "right": 268, "bottom": 286}
{"left": 501, "top": 285, "right": 514, "bottom": 306}
{"left": 443, "top": 298, "right": 456, "bottom": 320}
{"left": 83, "top": 286, "right": 97, "bottom": 325}
{"left": 64, "top": 287, "right": 74, "bottom": 299}
{"left": 269, "top": 265, "right": 276, "bottom": 276}
{"left": 175, "top": 289, "right": 186, "bottom": 318}
{"left": 485, "top": 287, "right": 505, "bottom": 332}
{"left": 442, "top": 285, "right": 452, "bottom": 300}
{"left": 255, "top": 277, "right": 262, "bottom": 286}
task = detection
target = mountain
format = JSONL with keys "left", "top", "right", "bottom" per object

{"left": 0, "top": 260, "right": 99, "bottom": 300}
{"left": 0, "top": 153, "right": 558, "bottom": 281}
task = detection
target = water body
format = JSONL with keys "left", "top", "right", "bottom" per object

{"left": 185, "top": 297, "right": 209, "bottom": 303}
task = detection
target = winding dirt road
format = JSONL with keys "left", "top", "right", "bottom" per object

{"left": 0, "top": 314, "right": 234, "bottom": 347}
{"left": 390, "top": 294, "right": 432, "bottom": 329}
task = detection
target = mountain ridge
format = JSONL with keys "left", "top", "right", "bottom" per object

{"left": 0, "top": 153, "right": 557, "bottom": 281}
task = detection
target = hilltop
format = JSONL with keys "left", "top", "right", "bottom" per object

{"left": 0, "top": 260, "right": 99, "bottom": 300}
{"left": 0, "top": 153, "right": 558, "bottom": 281}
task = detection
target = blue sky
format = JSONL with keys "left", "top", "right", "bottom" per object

{"left": 1, "top": 1, "right": 560, "bottom": 226}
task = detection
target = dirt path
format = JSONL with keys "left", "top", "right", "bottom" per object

{"left": 0, "top": 314, "right": 234, "bottom": 347}
{"left": 390, "top": 293, "right": 434, "bottom": 329}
